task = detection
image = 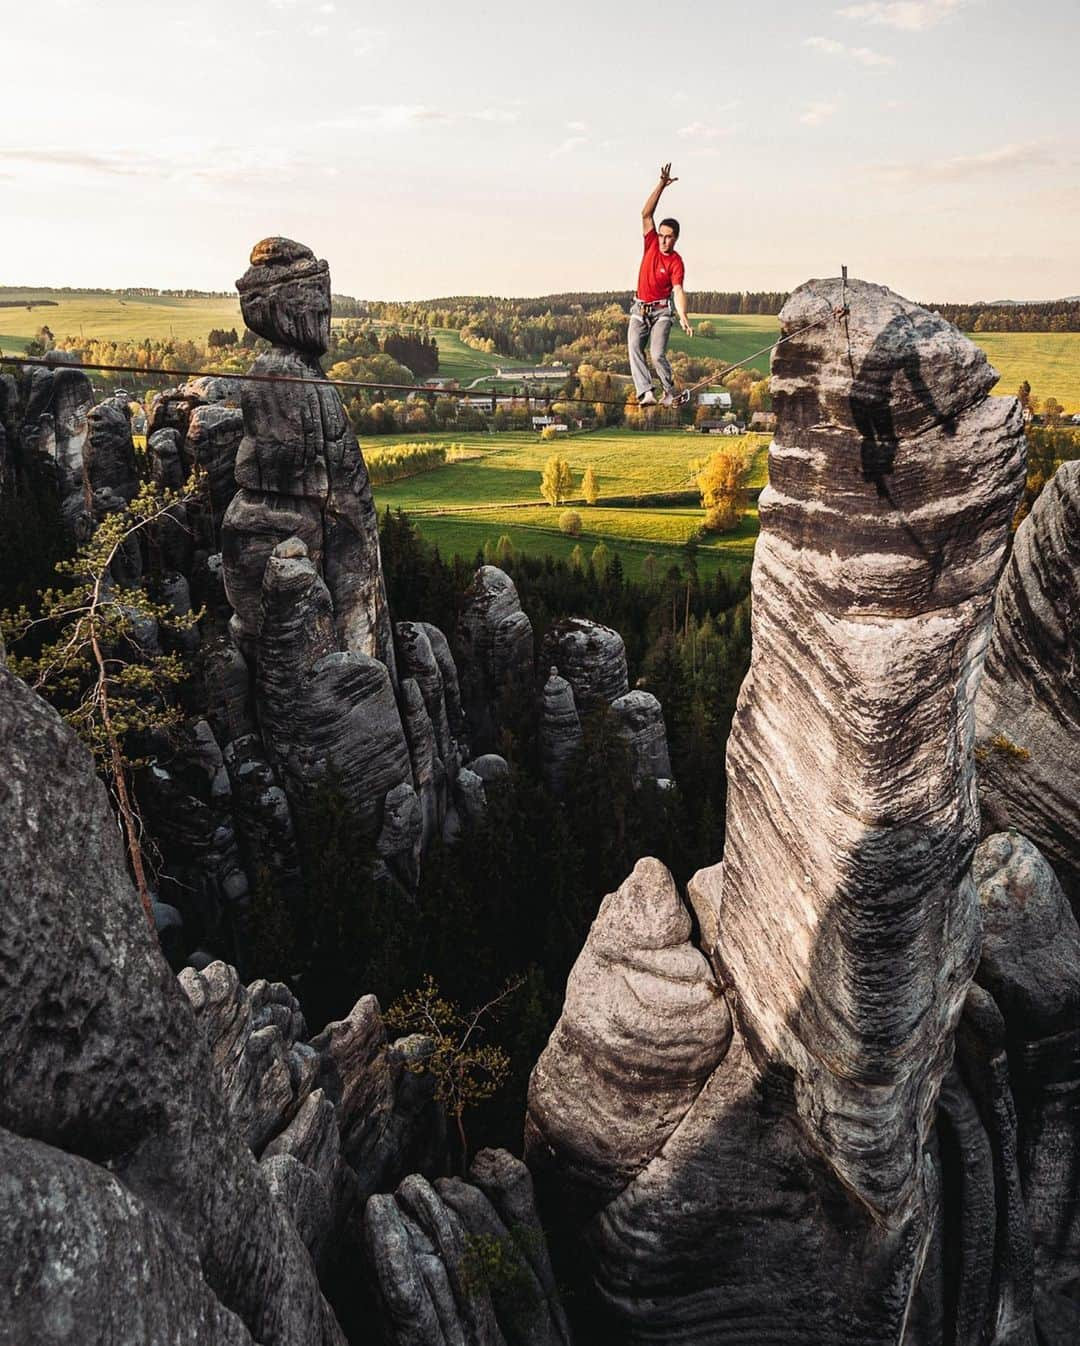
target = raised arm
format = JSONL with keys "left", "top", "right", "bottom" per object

{"left": 641, "top": 163, "right": 677, "bottom": 235}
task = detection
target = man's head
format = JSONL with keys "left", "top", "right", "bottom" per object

{"left": 658, "top": 218, "right": 680, "bottom": 254}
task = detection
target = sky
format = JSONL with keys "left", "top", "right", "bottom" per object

{"left": 2, "top": 0, "right": 1077, "bottom": 302}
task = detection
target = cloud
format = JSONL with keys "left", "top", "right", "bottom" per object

{"left": 317, "top": 104, "right": 451, "bottom": 130}
{"left": 566, "top": 120, "right": 587, "bottom": 132}
{"left": 873, "top": 141, "right": 1066, "bottom": 185}
{"left": 0, "top": 148, "right": 156, "bottom": 178}
{"left": 804, "top": 35, "right": 894, "bottom": 66}
{"left": 307, "top": 23, "right": 329, "bottom": 36}
{"left": 800, "top": 102, "right": 839, "bottom": 126}
{"left": 677, "top": 120, "right": 732, "bottom": 139}
{"left": 551, "top": 136, "right": 587, "bottom": 157}
{"left": 318, "top": 1, "right": 336, "bottom": 10}
{"left": 836, "top": 0, "right": 969, "bottom": 31}
{"left": 0, "top": 144, "right": 321, "bottom": 188}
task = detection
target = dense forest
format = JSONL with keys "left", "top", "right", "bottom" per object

{"left": 247, "top": 507, "right": 754, "bottom": 1148}
{"left": 922, "top": 298, "right": 1080, "bottom": 332}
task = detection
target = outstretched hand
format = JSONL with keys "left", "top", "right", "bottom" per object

{"left": 659, "top": 162, "right": 678, "bottom": 188}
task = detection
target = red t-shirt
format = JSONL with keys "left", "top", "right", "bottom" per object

{"left": 636, "top": 228, "right": 685, "bottom": 302}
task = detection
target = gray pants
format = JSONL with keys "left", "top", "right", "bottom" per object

{"left": 628, "top": 299, "right": 675, "bottom": 396}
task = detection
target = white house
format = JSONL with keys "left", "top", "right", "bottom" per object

{"left": 697, "top": 391, "right": 733, "bottom": 409}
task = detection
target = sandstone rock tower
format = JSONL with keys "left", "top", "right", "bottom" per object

{"left": 221, "top": 237, "right": 396, "bottom": 678}
{"left": 527, "top": 278, "right": 1029, "bottom": 1343}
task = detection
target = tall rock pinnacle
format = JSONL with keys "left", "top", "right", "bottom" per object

{"left": 528, "top": 278, "right": 1027, "bottom": 1343}
{"left": 706, "top": 277, "right": 1026, "bottom": 1218}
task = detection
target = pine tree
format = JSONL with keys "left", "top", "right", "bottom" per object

{"left": 2, "top": 474, "right": 202, "bottom": 920}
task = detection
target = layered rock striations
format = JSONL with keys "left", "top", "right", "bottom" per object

{"left": 528, "top": 278, "right": 1028, "bottom": 1342}
{"left": 975, "top": 459, "right": 1080, "bottom": 905}
{"left": 527, "top": 858, "right": 731, "bottom": 1210}
{"left": 222, "top": 237, "right": 395, "bottom": 679}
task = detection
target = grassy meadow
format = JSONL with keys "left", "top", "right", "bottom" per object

{"left": 974, "top": 333, "right": 1080, "bottom": 412}
{"left": 0, "top": 291, "right": 244, "bottom": 353}
{"left": 371, "top": 429, "right": 770, "bottom": 581}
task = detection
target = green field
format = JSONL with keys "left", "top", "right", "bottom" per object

{"left": 389, "top": 508, "right": 760, "bottom": 583}
{"left": 371, "top": 428, "right": 769, "bottom": 580}
{"left": 676, "top": 313, "right": 780, "bottom": 373}
{"left": 973, "top": 333, "right": 1080, "bottom": 413}
{"left": 0, "top": 292, "right": 244, "bottom": 353}
{"left": 372, "top": 429, "right": 769, "bottom": 508}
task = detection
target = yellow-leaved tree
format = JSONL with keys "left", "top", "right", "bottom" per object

{"left": 693, "top": 448, "right": 752, "bottom": 533}
{"left": 539, "top": 455, "right": 575, "bottom": 507}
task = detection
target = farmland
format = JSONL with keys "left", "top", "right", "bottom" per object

{"left": 0, "top": 291, "right": 243, "bottom": 352}
{"left": 371, "top": 429, "right": 770, "bottom": 581}
{"left": 974, "top": 332, "right": 1080, "bottom": 413}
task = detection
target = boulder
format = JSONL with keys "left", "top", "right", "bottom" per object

{"left": 228, "top": 237, "right": 397, "bottom": 678}
{"left": 973, "top": 832, "right": 1080, "bottom": 1334}
{"left": 420, "top": 620, "right": 468, "bottom": 748}
{"left": 186, "top": 402, "right": 244, "bottom": 542}
{"left": 540, "top": 617, "right": 628, "bottom": 712}
{"left": 179, "top": 961, "right": 316, "bottom": 1155}
{"left": 221, "top": 488, "right": 324, "bottom": 648}
{"left": 398, "top": 620, "right": 456, "bottom": 765}
{"left": 400, "top": 676, "right": 445, "bottom": 852}
{"left": 0, "top": 1129, "right": 256, "bottom": 1345}
{"left": 366, "top": 1153, "right": 571, "bottom": 1346}
{"left": 255, "top": 537, "right": 338, "bottom": 770}
{"left": 527, "top": 858, "right": 731, "bottom": 1210}
{"left": 311, "top": 995, "right": 445, "bottom": 1198}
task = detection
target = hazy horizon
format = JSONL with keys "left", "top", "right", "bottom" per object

{"left": 4, "top": 0, "right": 1077, "bottom": 304}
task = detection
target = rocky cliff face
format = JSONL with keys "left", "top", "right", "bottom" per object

{"left": 0, "top": 657, "right": 571, "bottom": 1343}
{"left": 528, "top": 278, "right": 1036, "bottom": 1343}
{"left": 975, "top": 458, "right": 1080, "bottom": 907}
{"left": 0, "top": 663, "right": 346, "bottom": 1345}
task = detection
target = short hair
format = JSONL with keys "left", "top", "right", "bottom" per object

{"left": 659, "top": 217, "right": 680, "bottom": 239}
